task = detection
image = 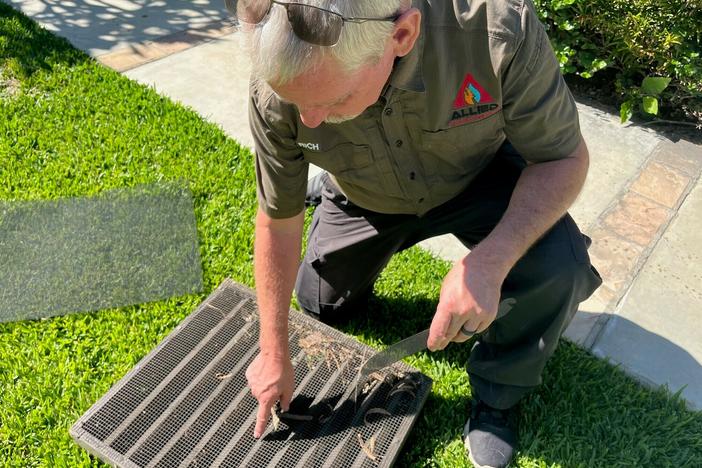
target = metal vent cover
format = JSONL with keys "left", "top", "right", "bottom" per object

{"left": 71, "top": 279, "right": 432, "bottom": 467}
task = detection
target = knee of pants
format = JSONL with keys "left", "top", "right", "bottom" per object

{"left": 543, "top": 253, "right": 599, "bottom": 293}
{"left": 507, "top": 217, "right": 601, "bottom": 302}
{"left": 539, "top": 230, "right": 602, "bottom": 304}
{"left": 295, "top": 260, "right": 371, "bottom": 324}
{"left": 487, "top": 253, "right": 600, "bottom": 351}
{"left": 568, "top": 260, "right": 603, "bottom": 304}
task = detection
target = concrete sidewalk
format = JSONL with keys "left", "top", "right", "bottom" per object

{"left": 5, "top": 0, "right": 701, "bottom": 410}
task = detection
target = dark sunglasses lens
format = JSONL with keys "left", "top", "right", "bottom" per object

{"left": 286, "top": 4, "right": 343, "bottom": 46}
{"left": 224, "top": 0, "right": 270, "bottom": 24}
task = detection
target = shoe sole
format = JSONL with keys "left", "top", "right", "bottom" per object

{"left": 465, "top": 440, "right": 499, "bottom": 468}
{"left": 463, "top": 418, "right": 503, "bottom": 468}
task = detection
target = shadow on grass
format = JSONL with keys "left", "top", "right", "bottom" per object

{"left": 0, "top": 2, "right": 88, "bottom": 80}
{"left": 334, "top": 294, "right": 702, "bottom": 467}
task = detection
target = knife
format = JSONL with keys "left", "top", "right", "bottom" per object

{"left": 353, "top": 298, "right": 516, "bottom": 404}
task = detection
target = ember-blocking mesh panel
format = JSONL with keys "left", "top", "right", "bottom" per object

{"left": 71, "top": 279, "right": 432, "bottom": 467}
{"left": 0, "top": 183, "right": 203, "bottom": 323}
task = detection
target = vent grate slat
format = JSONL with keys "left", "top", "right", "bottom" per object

{"left": 82, "top": 306, "right": 224, "bottom": 441}
{"left": 152, "top": 338, "right": 309, "bottom": 468}
{"left": 128, "top": 322, "right": 260, "bottom": 466}
{"left": 107, "top": 301, "right": 250, "bottom": 451}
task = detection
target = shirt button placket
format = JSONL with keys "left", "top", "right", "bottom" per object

{"left": 382, "top": 96, "right": 427, "bottom": 214}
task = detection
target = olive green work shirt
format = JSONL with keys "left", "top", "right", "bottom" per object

{"left": 249, "top": 0, "right": 582, "bottom": 219}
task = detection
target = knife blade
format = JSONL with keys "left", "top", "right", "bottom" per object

{"left": 353, "top": 297, "right": 516, "bottom": 404}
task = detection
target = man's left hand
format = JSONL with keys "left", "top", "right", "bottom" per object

{"left": 427, "top": 253, "right": 507, "bottom": 351}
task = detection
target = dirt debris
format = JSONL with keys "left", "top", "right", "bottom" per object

{"left": 0, "top": 70, "right": 21, "bottom": 99}
{"left": 361, "top": 371, "right": 387, "bottom": 395}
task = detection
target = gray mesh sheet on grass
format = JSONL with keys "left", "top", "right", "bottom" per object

{"left": 0, "top": 183, "right": 203, "bottom": 323}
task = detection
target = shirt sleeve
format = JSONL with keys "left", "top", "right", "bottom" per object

{"left": 501, "top": 0, "right": 582, "bottom": 162}
{"left": 248, "top": 79, "right": 308, "bottom": 219}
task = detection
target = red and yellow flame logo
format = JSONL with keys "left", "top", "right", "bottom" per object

{"left": 463, "top": 86, "right": 476, "bottom": 106}
{"left": 453, "top": 74, "right": 492, "bottom": 109}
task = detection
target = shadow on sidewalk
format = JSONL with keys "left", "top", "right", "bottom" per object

{"left": 332, "top": 294, "right": 702, "bottom": 466}
{"left": 574, "top": 310, "right": 702, "bottom": 411}
{"left": 1, "top": 0, "right": 227, "bottom": 56}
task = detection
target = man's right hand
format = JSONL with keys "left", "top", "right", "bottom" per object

{"left": 249, "top": 208, "right": 304, "bottom": 438}
{"left": 245, "top": 352, "right": 295, "bottom": 438}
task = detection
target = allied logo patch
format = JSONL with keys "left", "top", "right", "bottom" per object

{"left": 448, "top": 73, "right": 500, "bottom": 127}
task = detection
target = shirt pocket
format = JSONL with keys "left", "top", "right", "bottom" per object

{"left": 302, "top": 143, "right": 379, "bottom": 191}
{"left": 418, "top": 111, "right": 505, "bottom": 176}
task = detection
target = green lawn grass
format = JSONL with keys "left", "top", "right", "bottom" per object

{"left": 2, "top": 4, "right": 702, "bottom": 467}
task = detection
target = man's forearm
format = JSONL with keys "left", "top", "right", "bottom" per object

{"left": 472, "top": 139, "right": 589, "bottom": 277}
{"left": 254, "top": 208, "right": 305, "bottom": 357}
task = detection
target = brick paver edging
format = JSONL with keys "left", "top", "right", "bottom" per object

{"left": 583, "top": 139, "right": 702, "bottom": 347}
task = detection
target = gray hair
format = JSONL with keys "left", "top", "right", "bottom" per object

{"left": 243, "top": 0, "right": 410, "bottom": 85}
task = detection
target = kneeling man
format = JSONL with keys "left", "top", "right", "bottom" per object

{"left": 230, "top": 0, "right": 602, "bottom": 466}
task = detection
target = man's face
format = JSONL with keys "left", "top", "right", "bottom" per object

{"left": 271, "top": 47, "right": 396, "bottom": 128}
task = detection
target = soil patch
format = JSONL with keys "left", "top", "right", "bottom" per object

{"left": 0, "top": 66, "right": 21, "bottom": 98}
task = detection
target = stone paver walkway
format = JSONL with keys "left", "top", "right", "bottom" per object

{"left": 4, "top": 0, "right": 701, "bottom": 410}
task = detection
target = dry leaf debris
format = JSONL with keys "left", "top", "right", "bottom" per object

{"left": 298, "top": 331, "right": 359, "bottom": 371}
{"left": 270, "top": 407, "right": 281, "bottom": 431}
{"left": 356, "top": 432, "right": 379, "bottom": 462}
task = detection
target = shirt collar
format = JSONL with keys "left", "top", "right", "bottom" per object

{"left": 387, "top": 0, "right": 426, "bottom": 93}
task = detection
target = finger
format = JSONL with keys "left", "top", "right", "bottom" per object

{"left": 453, "top": 333, "right": 471, "bottom": 343}
{"left": 428, "top": 304, "right": 453, "bottom": 351}
{"left": 244, "top": 361, "right": 257, "bottom": 394}
{"left": 452, "top": 319, "right": 483, "bottom": 342}
{"left": 280, "top": 388, "right": 292, "bottom": 413}
{"left": 475, "top": 317, "right": 493, "bottom": 333}
{"left": 253, "top": 399, "right": 272, "bottom": 438}
{"left": 472, "top": 303, "right": 499, "bottom": 335}
{"left": 443, "top": 315, "right": 469, "bottom": 344}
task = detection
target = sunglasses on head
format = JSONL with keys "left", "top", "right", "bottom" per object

{"left": 224, "top": 0, "right": 401, "bottom": 46}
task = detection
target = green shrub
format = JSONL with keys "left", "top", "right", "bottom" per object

{"left": 535, "top": 0, "right": 702, "bottom": 124}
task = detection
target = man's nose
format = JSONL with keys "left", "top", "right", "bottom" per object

{"left": 299, "top": 108, "right": 328, "bottom": 128}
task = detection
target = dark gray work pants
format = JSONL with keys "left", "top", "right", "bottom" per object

{"left": 295, "top": 144, "right": 602, "bottom": 410}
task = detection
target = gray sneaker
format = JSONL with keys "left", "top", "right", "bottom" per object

{"left": 463, "top": 399, "right": 517, "bottom": 468}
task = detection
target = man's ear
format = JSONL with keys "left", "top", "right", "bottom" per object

{"left": 391, "top": 8, "right": 421, "bottom": 57}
